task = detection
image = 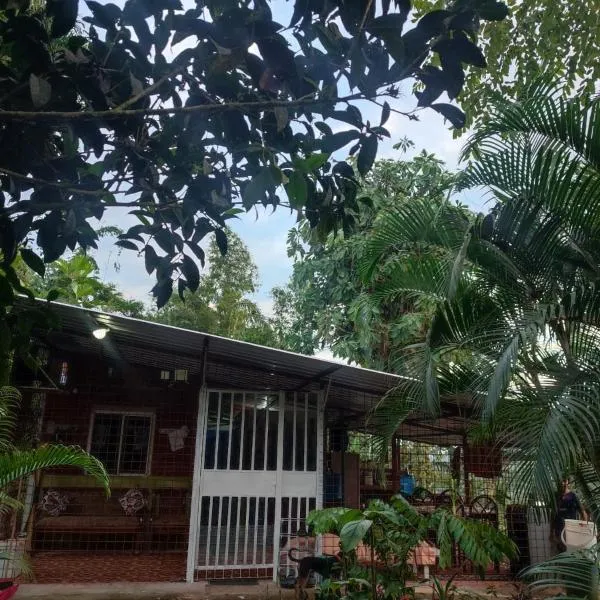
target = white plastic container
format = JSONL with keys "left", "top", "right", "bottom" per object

{"left": 561, "top": 519, "right": 598, "bottom": 551}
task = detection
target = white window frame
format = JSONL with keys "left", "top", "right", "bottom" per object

{"left": 87, "top": 408, "right": 156, "bottom": 476}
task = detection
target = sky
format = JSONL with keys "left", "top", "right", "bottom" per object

{"left": 91, "top": 0, "right": 493, "bottom": 317}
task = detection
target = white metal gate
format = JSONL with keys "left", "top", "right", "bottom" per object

{"left": 187, "top": 390, "right": 323, "bottom": 580}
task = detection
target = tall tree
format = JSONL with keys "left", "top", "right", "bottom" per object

{"left": 363, "top": 84, "right": 600, "bottom": 510}
{"left": 153, "top": 231, "right": 275, "bottom": 345}
{"left": 23, "top": 252, "right": 145, "bottom": 317}
{"left": 275, "top": 153, "right": 460, "bottom": 366}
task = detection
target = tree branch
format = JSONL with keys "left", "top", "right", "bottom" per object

{"left": 0, "top": 92, "right": 371, "bottom": 122}
{"left": 0, "top": 167, "right": 110, "bottom": 198}
{"left": 113, "top": 64, "right": 189, "bottom": 112}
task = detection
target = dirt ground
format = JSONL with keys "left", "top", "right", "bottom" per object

{"left": 13, "top": 579, "right": 559, "bottom": 600}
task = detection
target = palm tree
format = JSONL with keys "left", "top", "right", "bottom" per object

{"left": 361, "top": 82, "right": 600, "bottom": 512}
{"left": 0, "top": 385, "right": 109, "bottom": 572}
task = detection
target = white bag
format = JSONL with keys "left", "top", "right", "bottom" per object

{"left": 561, "top": 519, "right": 598, "bottom": 550}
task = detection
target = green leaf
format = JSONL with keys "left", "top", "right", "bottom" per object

{"left": 366, "top": 13, "right": 408, "bottom": 36}
{"left": 453, "top": 33, "right": 486, "bottom": 68}
{"left": 115, "top": 239, "right": 139, "bottom": 251}
{"left": 0, "top": 275, "right": 14, "bottom": 305}
{"left": 20, "top": 248, "right": 45, "bottom": 277}
{"left": 430, "top": 103, "right": 466, "bottom": 128}
{"left": 154, "top": 229, "right": 174, "bottom": 254}
{"left": 46, "top": 289, "right": 60, "bottom": 302}
{"left": 186, "top": 242, "right": 206, "bottom": 267}
{"left": 0, "top": 444, "right": 109, "bottom": 492}
{"left": 286, "top": 171, "right": 308, "bottom": 209}
{"left": 47, "top": 0, "right": 78, "bottom": 38}
{"left": 85, "top": 1, "right": 121, "bottom": 30}
{"left": 478, "top": 1, "right": 509, "bottom": 21}
{"left": 214, "top": 229, "right": 228, "bottom": 256}
{"left": 295, "top": 153, "right": 330, "bottom": 173}
{"left": 182, "top": 254, "right": 200, "bottom": 291}
{"left": 380, "top": 102, "right": 391, "bottom": 126}
{"left": 340, "top": 519, "right": 372, "bottom": 551}
{"left": 153, "top": 278, "right": 173, "bottom": 309}
{"left": 357, "top": 135, "right": 378, "bottom": 176}
{"left": 29, "top": 74, "right": 52, "bottom": 108}
{"left": 144, "top": 245, "right": 158, "bottom": 275}
{"left": 321, "top": 130, "right": 361, "bottom": 154}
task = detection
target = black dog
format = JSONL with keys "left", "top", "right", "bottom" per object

{"left": 288, "top": 547, "right": 340, "bottom": 600}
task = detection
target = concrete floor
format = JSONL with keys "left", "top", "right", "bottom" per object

{"left": 13, "top": 579, "right": 532, "bottom": 600}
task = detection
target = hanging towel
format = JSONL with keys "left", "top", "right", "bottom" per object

{"left": 168, "top": 425, "right": 189, "bottom": 452}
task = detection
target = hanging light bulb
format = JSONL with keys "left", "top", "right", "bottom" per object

{"left": 92, "top": 327, "right": 109, "bottom": 340}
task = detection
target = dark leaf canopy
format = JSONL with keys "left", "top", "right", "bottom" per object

{"left": 0, "top": 0, "right": 506, "bottom": 307}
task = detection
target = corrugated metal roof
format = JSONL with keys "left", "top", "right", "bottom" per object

{"left": 22, "top": 299, "right": 402, "bottom": 413}
{"left": 18, "top": 299, "right": 472, "bottom": 442}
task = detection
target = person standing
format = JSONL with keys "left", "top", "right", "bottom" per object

{"left": 553, "top": 478, "right": 589, "bottom": 552}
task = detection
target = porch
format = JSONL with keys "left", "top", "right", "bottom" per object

{"left": 8, "top": 301, "right": 549, "bottom": 585}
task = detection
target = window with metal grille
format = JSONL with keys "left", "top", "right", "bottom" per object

{"left": 88, "top": 411, "right": 154, "bottom": 475}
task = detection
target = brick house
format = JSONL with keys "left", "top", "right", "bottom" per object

{"left": 10, "top": 300, "right": 401, "bottom": 583}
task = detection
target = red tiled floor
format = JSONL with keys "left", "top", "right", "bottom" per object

{"left": 30, "top": 552, "right": 186, "bottom": 583}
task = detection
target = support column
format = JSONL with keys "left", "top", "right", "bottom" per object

{"left": 186, "top": 387, "right": 209, "bottom": 583}
{"left": 463, "top": 435, "right": 471, "bottom": 506}
{"left": 272, "top": 391, "right": 286, "bottom": 583}
{"left": 315, "top": 390, "right": 325, "bottom": 555}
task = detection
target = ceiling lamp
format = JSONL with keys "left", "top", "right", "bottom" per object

{"left": 92, "top": 327, "right": 109, "bottom": 340}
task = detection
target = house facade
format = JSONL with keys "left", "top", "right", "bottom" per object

{"left": 11, "top": 301, "right": 400, "bottom": 583}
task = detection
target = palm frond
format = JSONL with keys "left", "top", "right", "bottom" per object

{"left": 0, "top": 387, "right": 21, "bottom": 452}
{"left": 523, "top": 547, "right": 599, "bottom": 600}
{"left": 0, "top": 491, "right": 23, "bottom": 515}
{"left": 497, "top": 379, "right": 600, "bottom": 505}
{"left": 0, "top": 550, "right": 32, "bottom": 579}
{"left": 0, "top": 445, "right": 109, "bottom": 493}
{"left": 430, "top": 510, "right": 517, "bottom": 570}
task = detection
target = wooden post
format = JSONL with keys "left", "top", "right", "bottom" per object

{"left": 391, "top": 435, "right": 399, "bottom": 492}
{"left": 463, "top": 436, "right": 471, "bottom": 506}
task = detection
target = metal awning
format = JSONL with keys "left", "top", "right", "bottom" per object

{"left": 16, "top": 299, "right": 472, "bottom": 444}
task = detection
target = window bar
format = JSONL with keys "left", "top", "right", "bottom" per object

{"left": 214, "top": 496, "right": 224, "bottom": 566}
{"left": 205, "top": 496, "right": 214, "bottom": 567}
{"left": 263, "top": 398, "right": 270, "bottom": 470}
{"left": 251, "top": 398, "right": 257, "bottom": 471}
{"left": 224, "top": 496, "right": 233, "bottom": 565}
{"left": 261, "top": 497, "right": 268, "bottom": 564}
{"left": 252, "top": 496, "right": 260, "bottom": 565}
{"left": 116, "top": 415, "right": 125, "bottom": 475}
{"left": 243, "top": 497, "right": 250, "bottom": 564}
{"left": 304, "top": 393, "right": 308, "bottom": 472}
{"left": 227, "top": 394, "right": 234, "bottom": 469}
{"left": 292, "top": 393, "right": 297, "bottom": 471}
{"left": 213, "top": 393, "right": 222, "bottom": 470}
{"left": 295, "top": 495, "right": 301, "bottom": 537}
{"left": 233, "top": 495, "right": 242, "bottom": 565}
{"left": 238, "top": 394, "right": 246, "bottom": 470}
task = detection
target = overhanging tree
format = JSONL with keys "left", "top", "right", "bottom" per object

{"left": 152, "top": 230, "right": 276, "bottom": 345}
{"left": 0, "top": 0, "right": 507, "bottom": 313}
{"left": 273, "top": 153, "right": 460, "bottom": 365}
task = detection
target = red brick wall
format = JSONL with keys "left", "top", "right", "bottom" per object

{"left": 37, "top": 352, "right": 198, "bottom": 477}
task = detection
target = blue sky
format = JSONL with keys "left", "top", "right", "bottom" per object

{"left": 91, "top": 0, "right": 492, "bottom": 314}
